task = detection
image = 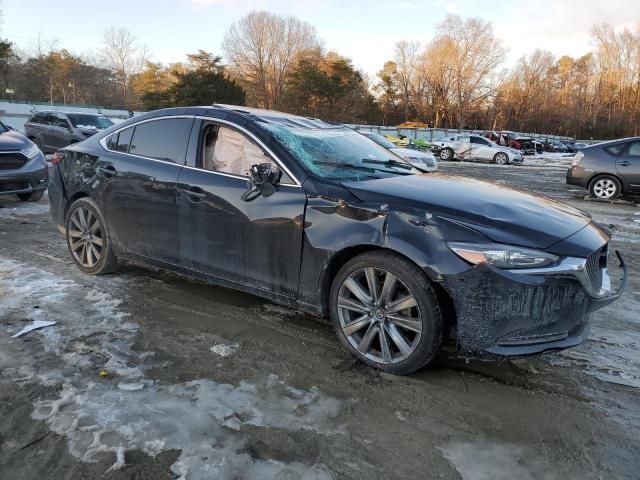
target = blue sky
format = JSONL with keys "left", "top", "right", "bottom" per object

{"left": 2, "top": 0, "right": 638, "bottom": 75}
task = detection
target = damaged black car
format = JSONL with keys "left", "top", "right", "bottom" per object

{"left": 47, "top": 106, "right": 628, "bottom": 374}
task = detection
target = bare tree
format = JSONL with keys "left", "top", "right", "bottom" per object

{"left": 392, "top": 40, "right": 420, "bottom": 121}
{"left": 437, "top": 15, "right": 505, "bottom": 128}
{"left": 102, "top": 28, "right": 149, "bottom": 106}
{"left": 222, "top": 11, "right": 319, "bottom": 108}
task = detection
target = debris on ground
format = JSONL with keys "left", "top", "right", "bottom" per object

{"left": 10, "top": 320, "right": 57, "bottom": 338}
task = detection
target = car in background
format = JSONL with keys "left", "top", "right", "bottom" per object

{"left": 0, "top": 120, "right": 47, "bottom": 202}
{"left": 433, "top": 134, "right": 523, "bottom": 164}
{"left": 25, "top": 111, "right": 115, "bottom": 153}
{"left": 566, "top": 137, "right": 640, "bottom": 199}
{"left": 360, "top": 131, "right": 438, "bottom": 171}
{"left": 48, "top": 105, "right": 627, "bottom": 374}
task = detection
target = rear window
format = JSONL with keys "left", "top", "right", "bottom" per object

{"left": 128, "top": 118, "right": 193, "bottom": 163}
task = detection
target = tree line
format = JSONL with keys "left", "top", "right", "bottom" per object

{"left": 1, "top": 10, "right": 639, "bottom": 139}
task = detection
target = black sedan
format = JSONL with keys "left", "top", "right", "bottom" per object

{"left": 48, "top": 106, "right": 628, "bottom": 374}
{"left": 567, "top": 137, "right": 640, "bottom": 199}
{"left": 0, "top": 121, "right": 48, "bottom": 201}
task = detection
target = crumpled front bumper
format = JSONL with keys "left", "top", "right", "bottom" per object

{"left": 442, "top": 251, "right": 628, "bottom": 356}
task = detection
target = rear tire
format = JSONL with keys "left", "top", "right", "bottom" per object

{"left": 329, "top": 251, "right": 444, "bottom": 375}
{"left": 17, "top": 190, "right": 44, "bottom": 202}
{"left": 65, "top": 197, "right": 118, "bottom": 275}
{"left": 440, "top": 148, "right": 454, "bottom": 161}
{"left": 589, "top": 175, "right": 621, "bottom": 200}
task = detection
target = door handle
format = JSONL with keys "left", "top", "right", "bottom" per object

{"left": 96, "top": 165, "right": 116, "bottom": 177}
{"left": 180, "top": 187, "right": 207, "bottom": 202}
{"left": 618, "top": 161, "right": 630, "bottom": 166}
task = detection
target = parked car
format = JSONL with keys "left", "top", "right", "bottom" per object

{"left": 48, "top": 106, "right": 627, "bottom": 375}
{"left": 0, "top": 120, "right": 47, "bottom": 202}
{"left": 566, "top": 137, "right": 640, "bottom": 199}
{"left": 433, "top": 134, "right": 523, "bottom": 164}
{"left": 359, "top": 131, "right": 438, "bottom": 171}
{"left": 25, "top": 110, "right": 115, "bottom": 153}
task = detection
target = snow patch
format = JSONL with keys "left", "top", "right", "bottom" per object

{"left": 440, "top": 441, "right": 573, "bottom": 480}
{"left": 0, "top": 200, "right": 49, "bottom": 218}
{"left": 0, "top": 257, "right": 342, "bottom": 478}
{"left": 211, "top": 342, "right": 239, "bottom": 357}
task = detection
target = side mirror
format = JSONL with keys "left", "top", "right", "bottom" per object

{"left": 242, "top": 163, "right": 281, "bottom": 201}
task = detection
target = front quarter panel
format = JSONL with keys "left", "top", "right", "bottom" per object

{"left": 297, "top": 196, "right": 487, "bottom": 314}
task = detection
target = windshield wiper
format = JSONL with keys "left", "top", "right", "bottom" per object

{"left": 361, "top": 158, "right": 413, "bottom": 170}
{"left": 315, "top": 161, "right": 377, "bottom": 173}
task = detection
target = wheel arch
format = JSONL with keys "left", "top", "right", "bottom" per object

{"left": 64, "top": 191, "right": 91, "bottom": 220}
{"left": 318, "top": 244, "right": 456, "bottom": 330}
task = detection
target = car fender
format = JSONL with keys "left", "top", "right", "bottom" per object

{"left": 296, "top": 196, "right": 488, "bottom": 315}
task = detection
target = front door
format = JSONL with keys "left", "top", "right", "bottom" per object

{"left": 617, "top": 140, "right": 640, "bottom": 192}
{"left": 453, "top": 136, "right": 473, "bottom": 160}
{"left": 176, "top": 120, "right": 307, "bottom": 297}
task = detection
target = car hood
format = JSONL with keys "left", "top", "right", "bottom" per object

{"left": 344, "top": 173, "right": 591, "bottom": 249}
{"left": 0, "top": 130, "right": 31, "bottom": 151}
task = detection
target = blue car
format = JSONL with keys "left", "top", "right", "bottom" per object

{"left": 0, "top": 121, "right": 48, "bottom": 202}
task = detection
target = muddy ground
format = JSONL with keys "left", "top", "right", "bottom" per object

{"left": 0, "top": 158, "right": 639, "bottom": 480}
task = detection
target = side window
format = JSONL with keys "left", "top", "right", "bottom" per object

{"left": 471, "top": 136, "right": 486, "bottom": 144}
{"left": 604, "top": 144, "right": 625, "bottom": 155}
{"left": 129, "top": 118, "right": 192, "bottom": 163}
{"left": 43, "top": 113, "right": 57, "bottom": 125}
{"left": 457, "top": 136, "right": 471, "bottom": 143}
{"left": 30, "top": 113, "right": 44, "bottom": 124}
{"left": 106, "top": 127, "right": 134, "bottom": 153}
{"left": 53, "top": 114, "right": 70, "bottom": 129}
{"left": 625, "top": 141, "right": 640, "bottom": 157}
{"left": 199, "top": 122, "right": 293, "bottom": 184}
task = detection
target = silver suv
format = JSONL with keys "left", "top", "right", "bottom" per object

{"left": 25, "top": 111, "right": 114, "bottom": 153}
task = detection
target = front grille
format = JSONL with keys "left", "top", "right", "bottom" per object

{"left": 0, "top": 152, "right": 28, "bottom": 170}
{"left": 0, "top": 181, "right": 29, "bottom": 192}
{"left": 585, "top": 245, "right": 607, "bottom": 291}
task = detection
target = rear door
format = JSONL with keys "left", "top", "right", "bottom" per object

{"left": 49, "top": 113, "right": 73, "bottom": 149}
{"left": 97, "top": 116, "right": 194, "bottom": 263}
{"left": 453, "top": 135, "right": 472, "bottom": 160}
{"left": 616, "top": 140, "right": 640, "bottom": 191}
{"left": 176, "top": 118, "right": 306, "bottom": 297}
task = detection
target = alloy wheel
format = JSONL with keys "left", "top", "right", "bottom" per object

{"left": 495, "top": 153, "right": 508, "bottom": 165}
{"left": 440, "top": 149, "right": 451, "bottom": 160}
{"left": 68, "top": 207, "right": 103, "bottom": 268}
{"left": 593, "top": 178, "right": 617, "bottom": 199}
{"left": 336, "top": 267, "right": 422, "bottom": 365}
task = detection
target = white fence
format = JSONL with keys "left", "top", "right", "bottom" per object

{"left": 348, "top": 125, "right": 574, "bottom": 143}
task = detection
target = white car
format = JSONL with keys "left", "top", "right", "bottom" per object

{"left": 434, "top": 134, "right": 523, "bottom": 165}
{"left": 359, "top": 131, "right": 438, "bottom": 171}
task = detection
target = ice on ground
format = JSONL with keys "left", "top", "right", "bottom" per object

{"left": 211, "top": 342, "right": 239, "bottom": 357}
{"left": 547, "top": 297, "right": 640, "bottom": 389}
{"left": 439, "top": 441, "right": 576, "bottom": 480}
{"left": 0, "top": 257, "right": 342, "bottom": 479}
{"left": 0, "top": 199, "right": 49, "bottom": 218}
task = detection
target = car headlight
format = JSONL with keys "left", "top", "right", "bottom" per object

{"left": 448, "top": 242, "right": 559, "bottom": 269}
{"left": 21, "top": 144, "right": 41, "bottom": 159}
{"left": 571, "top": 151, "right": 584, "bottom": 166}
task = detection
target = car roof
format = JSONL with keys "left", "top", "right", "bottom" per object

{"left": 586, "top": 136, "right": 640, "bottom": 149}
{"left": 32, "top": 110, "right": 107, "bottom": 117}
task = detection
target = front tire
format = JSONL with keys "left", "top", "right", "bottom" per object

{"left": 17, "top": 190, "right": 44, "bottom": 202}
{"left": 65, "top": 197, "right": 118, "bottom": 275}
{"left": 439, "top": 148, "right": 454, "bottom": 161}
{"left": 589, "top": 175, "right": 621, "bottom": 200}
{"left": 494, "top": 152, "right": 509, "bottom": 165}
{"left": 329, "top": 251, "right": 444, "bottom": 375}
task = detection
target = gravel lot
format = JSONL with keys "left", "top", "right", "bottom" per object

{"left": 1, "top": 157, "right": 639, "bottom": 480}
